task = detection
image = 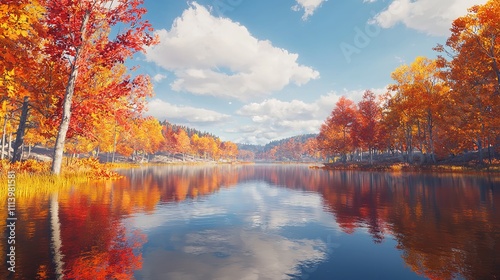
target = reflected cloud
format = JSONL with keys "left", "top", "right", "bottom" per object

{"left": 281, "top": 192, "right": 323, "bottom": 208}
{"left": 139, "top": 229, "right": 327, "bottom": 280}
{"left": 129, "top": 204, "right": 228, "bottom": 231}
{"left": 238, "top": 183, "right": 337, "bottom": 232}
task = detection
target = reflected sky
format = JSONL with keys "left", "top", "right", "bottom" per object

{"left": 2, "top": 164, "right": 498, "bottom": 279}
{"left": 123, "top": 166, "right": 430, "bottom": 280}
{"left": 129, "top": 181, "right": 335, "bottom": 279}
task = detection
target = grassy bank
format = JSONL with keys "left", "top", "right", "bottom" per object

{"left": 1, "top": 158, "right": 122, "bottom": 190}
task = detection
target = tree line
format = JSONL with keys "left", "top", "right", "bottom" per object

{"left": 318, "top": 1, "right": 499, "bottom": 165}
{"left": 0, "top": 0, "right": 239, "bottom": 172}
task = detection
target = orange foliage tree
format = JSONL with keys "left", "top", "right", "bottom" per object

{"left": 385, "top": 57, "right": 449, "bottom": 163}
{"left": 44, "top": 0, "right": 157, "bottom": 174}
{"left": 173, "top": 128, "right": 192, "bottom": 161}
{"left": 435, "top": 0, "right": 500, "bottom": 162}
{"left": 354, "top": 90, "right": 383, "bottom": 163}
{"left": 318, "top": 96, "right": 358, "bottom": 162}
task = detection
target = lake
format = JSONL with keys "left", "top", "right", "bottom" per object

{"left": 2, "top": 164, "right": 500, "bottom": 279}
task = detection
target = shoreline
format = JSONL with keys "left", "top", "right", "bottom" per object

{"left": 319, "top": 162, "right": 500, "bottom": 174}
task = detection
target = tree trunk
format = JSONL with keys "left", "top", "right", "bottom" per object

{"left": 12, "top": 97, "right": 30, "bottom": 163}
{"left": 51, "top": 11, "right": 90, "bottom": 175}
{"left": 405, "top": 123, "right": 413, "bottom": 163}
{"left": 50, "top": 193, "right": 65, "bottom": 280}
{"left": 417, "top": 119, "right": 424, "bottom": 152}
{"left": 112, "top": 120, "right": 117, "bottom": 163}
{"left": 491, "top": 58, "right": 500, "bottom": 94}
{"left": 488, "top": 135, "right": 492, "bottom": 164}
{"left": 1, "top": 114, "right": 7, "bottom": 160}
{"left": 427, "top": 109, "right": 436, "bottom": 163}
{"left": 8, "top": 132, "right": 12, "bottom": 159}
{"left": 477, "top": 135, "right": 483, "bottom": 164}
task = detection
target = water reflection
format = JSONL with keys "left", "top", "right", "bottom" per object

{"left": 140, "top": 228, "right": 327, "bottom": 280}
{"left": 1, "top": 181, "right": 146, "bottom": 280}
{"left": 117, "top": 165, "right": 499, "bottom": 280}
{"left": 1, "top": 165, "right": 499, "bottom": 279}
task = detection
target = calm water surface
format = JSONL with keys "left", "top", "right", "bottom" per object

{"left": 2, "top": 164, "right": 500, "bottom": 279}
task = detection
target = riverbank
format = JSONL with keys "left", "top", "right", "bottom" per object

{"left": 321, "top": 161, "right": 500, "bottom": 174}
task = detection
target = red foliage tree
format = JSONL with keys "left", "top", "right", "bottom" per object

{"left": 44, "top": 0, "right": 157, "bottom": 174}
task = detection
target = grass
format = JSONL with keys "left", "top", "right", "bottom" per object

{"left": 0, "top": 158, "right": 128, "bottom": 207}
{"left": 0, "top": 172, "right": 91, "bottom": 199}
{"left": 0, "top": 157, "right": 123, "bottom": 199}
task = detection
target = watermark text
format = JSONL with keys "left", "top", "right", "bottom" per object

{"left": 6, "top": 171, "right": 16, "bottom": 273}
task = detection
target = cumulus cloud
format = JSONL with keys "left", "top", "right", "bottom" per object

{"left": 370, "top": 0, "right": 488, "bottom": 36}
{"left": 152, "top": 73, "right": 167, "bottom": 82}
{"left": 146, "top": 98, "right": 230, "bottom": 124}
{"left": 235, "top": 99, "right": 323, "bottom": 142}
{"left": 234, "top": 88, "right": 385, "bottom": 144}
{"left": 292, "top": 0, "right": 327, "bottom": 20}
{"left": 144, "top": 2, "right": 319, "bottom": 100}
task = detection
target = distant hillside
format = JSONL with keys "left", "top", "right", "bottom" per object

{"left": 238, "top": 134, "right": 320, "bottom": 162}
{"left": 237, "top": 143, "right": 264, "bottom": 153}
{"left": 161, "top": 121, "right": 219, "bottom": 140}
{"left": 263, "top": 134, "right": 317, "bottom": 150}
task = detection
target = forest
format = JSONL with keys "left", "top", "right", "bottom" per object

{"left": 1, "top": 0, "right": 499, "bottom": 177}
{"left": 316, "top": 1, "right": 500, "bottom": 167}
{"left": 0, "top": 0, "right": 240, "bottom": 176}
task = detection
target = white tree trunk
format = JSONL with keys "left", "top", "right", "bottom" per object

{"left": 51, "top": 12, "right": 90, "bottom": 174}
{"left": 8, "top": 132, "right": 12, "bottom": 159}
{"left": 1, "top": 114, "right": 6, "bottom": 160}
{"left": 50, "top": 193, "right": 65, "bottom": 280}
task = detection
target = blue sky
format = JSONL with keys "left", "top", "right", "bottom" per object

{"left": 136, "top": 0, "right": 486, "bottom": 144}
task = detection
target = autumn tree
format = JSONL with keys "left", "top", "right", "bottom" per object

{"left": 303, "top": 138, "right": 322, "bottom": 160}
{"left": 220, "top": 141, "right": 238, "bottom": 161}
{"left": 385, "top": 57, "right": 448, "bottom": 163}
{"left": 44, "top": 0, "right": 156, "bottom": 174}
{"left": 318, "top": 96, "right": 358, "bottom": 162}
{"left": 130, "top": 117, "right": 164, "bottom": 161}
{"left": 161, "top": 124, "right": 177, "bottom": 155}
{"left": 0, "top": 0, "right": 45, "bottom": 97}
{"left": 174, "top": 128, "right": 192, "bottom": 161}
{"left": 0, "top": 0, "right": 52, "bottom": 162}
{"left": 435, "top": 0, "right": 500, "bottom": 163}
{"left": 355, "top": 90, "right": 382, "bottom": 163}
{"left": 238, "top": 149, "right": 255, "bottom": 161}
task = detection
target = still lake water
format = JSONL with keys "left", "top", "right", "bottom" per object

{"left": 2, "top": 164, "right": 500, "bottom": 279}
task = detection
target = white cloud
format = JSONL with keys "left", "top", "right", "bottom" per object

{"left": 235, "top": 99, "right": 322, "bottom": 144}
{"left": 146, "top": 98, "right": 230, "bottom": 124}
{"left": 292, "top": 0, "right": 327, "bottom": 20}
{"left": 153, "top": 73, "right": 167, "bottom": 82}
{"left": 233, "top": 88, "right": 386, "bottom": 144}
{"left": 145, "top": 2, "right": 319, "bottom": 100}
{"left": 140, "top": 229, "right": 327, "bottom": 280}
{"left": 370, "top": 0, "right": 488, "bottom": 36}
